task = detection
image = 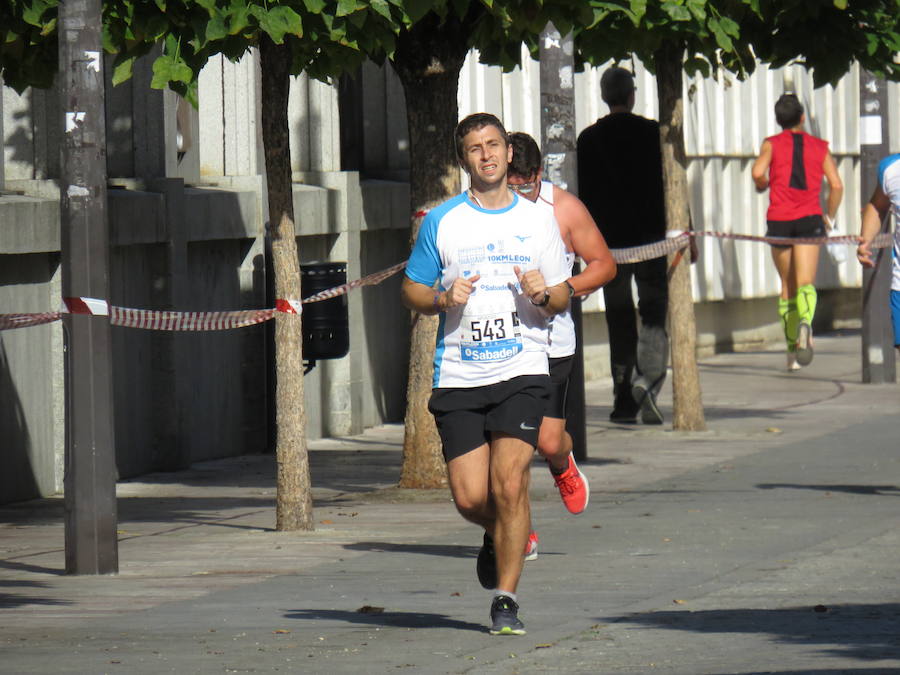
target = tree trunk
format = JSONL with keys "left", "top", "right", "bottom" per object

{"left": 259, "top": 37, "right": 314, "bottom": 529}
{"left": 655, "top": 44, "right": 706, "bottom": 431}
{"left": 392, "top": 13, "right": 474, "bottom": 488}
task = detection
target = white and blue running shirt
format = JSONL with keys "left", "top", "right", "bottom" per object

{"left": 877, "top": 154, "right": 900, "bottom": 291}
{"left": 406, "top": 192, "right": 570, "bottom": 388}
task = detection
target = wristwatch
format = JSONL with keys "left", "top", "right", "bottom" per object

{"left": 531, "top": 289, "right": 551, "bottom": 307}
{"left": 565, "top": 280, "right": 575, "bottom": 298}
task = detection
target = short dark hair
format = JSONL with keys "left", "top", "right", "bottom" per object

{"left": 508, "top": 132, "right": 542, "bottom": 179}
{"left": 600, "top": 67, "right": 635, "bottom": 107}
{"left": 774, "top": 94, "right": 804, "bottom": 129}
{"left": 454, "top": 113, "right": 509, "bottom": 162}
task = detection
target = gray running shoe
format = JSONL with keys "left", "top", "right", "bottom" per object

{"left": 476, "top": 532, "right": 497, "bottom": 589}
{"left": 632, "top": 381, "right": 663, "bottom": 425}
{"left": 489, "top": 595, "right": 526, "bottom": 635}
{"left": 796, "top": 322, "right": 814, "bottom": 366}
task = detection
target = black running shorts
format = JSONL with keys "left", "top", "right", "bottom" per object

{"left": 544, "top": 356, "right": 574, "bottom": 420}
{"left": 428, "top": 375, "right": 550, "bottom": 462}
{"left": 766, "top": 214, "right": 826, "bottom": 244}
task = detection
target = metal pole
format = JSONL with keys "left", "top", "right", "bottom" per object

{"left": 539, "top": 23, "right": 586, "bottom": 461}
{"left": 60, "top": 0, "right": 119, "bottom": 574}
{"left": 859, "top": 70, "right": 895, "bottom": 384}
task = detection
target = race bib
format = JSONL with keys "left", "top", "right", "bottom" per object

{"left": 459, "top": 311, "right": 522, "bottom": 362}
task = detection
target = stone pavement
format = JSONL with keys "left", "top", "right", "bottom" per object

{"left": 1, "top": 330, "right": 899, "bottom": 674}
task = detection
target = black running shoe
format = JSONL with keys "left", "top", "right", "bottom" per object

{"left": 609, "top": 396, "right": 639, "bottom": 424}
{"left": 476, "top": 532, "right": 497, "bottom": 590}
{"left": 489, "top": 595, "right": 525, "bottom": 635}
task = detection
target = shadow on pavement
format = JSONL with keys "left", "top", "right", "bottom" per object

{"left": 733, "top": 671, "right": 900, "bottom": 674}
{"left": 0, "top": 560, "right": 64, "bottom": 576}
{"left": 604, "top": 603, "right": 900, "bottom": 663}
{"left": 0, "top": 593, "right": 71, "bottom": 609}
{"left": 757, "top": 483, "right": 900, "bottom": 496}
{"left": 283, "top": 607, "right": 486, "bottom": 632}
{"left": 116, "top": 450, "right": 402, "bottom": 493}
{"left": 0, "top": 576, "right": 71, "bottom": 609}
{"left": 342, "top": 541, "right": 479, "bottom": 558}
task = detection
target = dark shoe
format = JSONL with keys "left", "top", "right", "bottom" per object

{"left": 477, "top": 532, "right": 497, "bottom": 589}
{"left": 609, "top": 398, "right": 639, "bottom": 423}
{"left": 489, "top": 595, "right": 526, "bottom": 635}
{"left": 632, "top": 381, "right": 663, "bottom": 425}
{"left": 795, "top": 322, "right": 814, "bottom": 366}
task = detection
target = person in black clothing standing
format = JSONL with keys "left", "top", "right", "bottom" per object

{"left": 577, "top": 66, "right": 668, "bottom": 424}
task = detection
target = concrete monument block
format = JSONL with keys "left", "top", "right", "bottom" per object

{"left": 2, "top": 86, "right": 60, "bottom": 181}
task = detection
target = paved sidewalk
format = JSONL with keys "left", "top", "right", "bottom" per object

{"left": 1, "top": 330, "right": 898, "bottom": 673}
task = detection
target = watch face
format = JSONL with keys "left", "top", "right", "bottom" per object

{"left": 566, "top": 281, "right": 575, "bottom": 297}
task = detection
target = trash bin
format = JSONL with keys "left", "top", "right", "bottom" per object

{"left": 301, "top": 262, "right": 349, "bottom": 361}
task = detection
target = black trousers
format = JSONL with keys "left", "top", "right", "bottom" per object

{"left": 602, "top": 257, "right": 669, "bottom": 398}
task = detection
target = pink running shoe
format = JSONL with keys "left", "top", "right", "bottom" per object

{"left": 524, "top": 531, "right": 539, "bottom": 561}
{"left": 552, "top": 454, "right": 590, "bottom": 514}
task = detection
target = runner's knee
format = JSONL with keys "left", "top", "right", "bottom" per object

{"left": 536, "top": 428, "right": 564, "bottom": 460}
{"left": 489, "top": 471, "right": 529, "bottom": 509}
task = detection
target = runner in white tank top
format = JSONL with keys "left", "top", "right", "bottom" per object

{"left": 533, "top": 180, "right": 577, "bottom": 358}
{"left": 508, "top": 132, "right": 617, "bottom": 520}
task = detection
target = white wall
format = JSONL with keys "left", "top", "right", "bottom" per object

{"left": 454, "top": 49, "right": 873, "bottom": 313}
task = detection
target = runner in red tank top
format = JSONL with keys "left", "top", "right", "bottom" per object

{"left": 751, "top": 94, "right": 843, "bottom": 371}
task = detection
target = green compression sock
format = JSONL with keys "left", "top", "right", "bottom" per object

{"left": 779, "top": 297, "right": 799, "bottom": 350}
{"left": 796, "top": 284, "right": 817, "bottom": 325}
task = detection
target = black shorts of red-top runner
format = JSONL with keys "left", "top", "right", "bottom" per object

{"left": 544, "top": 355, "right": 574, "bottom": 420}
{"left": 428, "top": 375, "right": 550, "bottom": 462}
{"left": 766, "top": 214, "right": 826, "bottom": 247}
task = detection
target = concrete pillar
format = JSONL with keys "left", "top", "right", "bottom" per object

{"left": 223, "top": 52, "right": 264, "bottom": 176}
{"left": 540, "top": 22, "right": 587, "bottom": 460}
{"left": 104, "top": 47, "right": 201, "bottom": 183}
{"left": 148, "top": 178, "right": 191, "bottom": 469}
{"left": 289, "top": 74, "right": 341, "bottom": 173}
{"left": 198, "top": 56, "right": 226, "bottom": 177}
{"left": 2, "top": 86, "right": 60, "bottom": 181}
{"left": 128, "top": 49, "right": 200, "bottom": 184}
{"left": 354, "top": 61, "right": 409, "bottom": 181}
{"left": 197, "top": 53, "right": 263, "bottom": 178}
{"left": 0, "top": 87, "right": 4, "bottom": 190}
{"left": 859, "top": 70, "right": 895, "bottom": 383}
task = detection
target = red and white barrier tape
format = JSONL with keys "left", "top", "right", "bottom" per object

{"left": 611, "top": 231, "right": 892, "bottom": 264}
{"left": 0, "top": 312, "right": 63, "bottom": 331}
{"left": 1, "top": 261, "right": 410, "bottom": 332}
{"left": 300, "top": 261, "right": 408, "bottom": 304}
{"left": 110, "top": 307, "right": 278, "bottom": 331}
{"left": 0, "top": 231, "right": 891, "bottom": 333}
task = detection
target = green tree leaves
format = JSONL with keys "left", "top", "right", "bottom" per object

{"left": 576, "top": 0, "right": 900, "bottom": 88}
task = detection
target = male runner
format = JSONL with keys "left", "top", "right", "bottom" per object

{"left": 858, "top": 151, "right": 900, "bottom": 356}
{"left": 401, "top": 113, "right": 571, "bottom": 635}
{"left": 507, "top": 132, "right": 616, "bottom": 529}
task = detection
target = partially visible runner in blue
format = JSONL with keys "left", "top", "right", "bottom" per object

{"left": 402, "top": 113, "right": 571, "bottom": 636}
{"left": 858, "top": 152, "right": 900, "bottom": 355}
